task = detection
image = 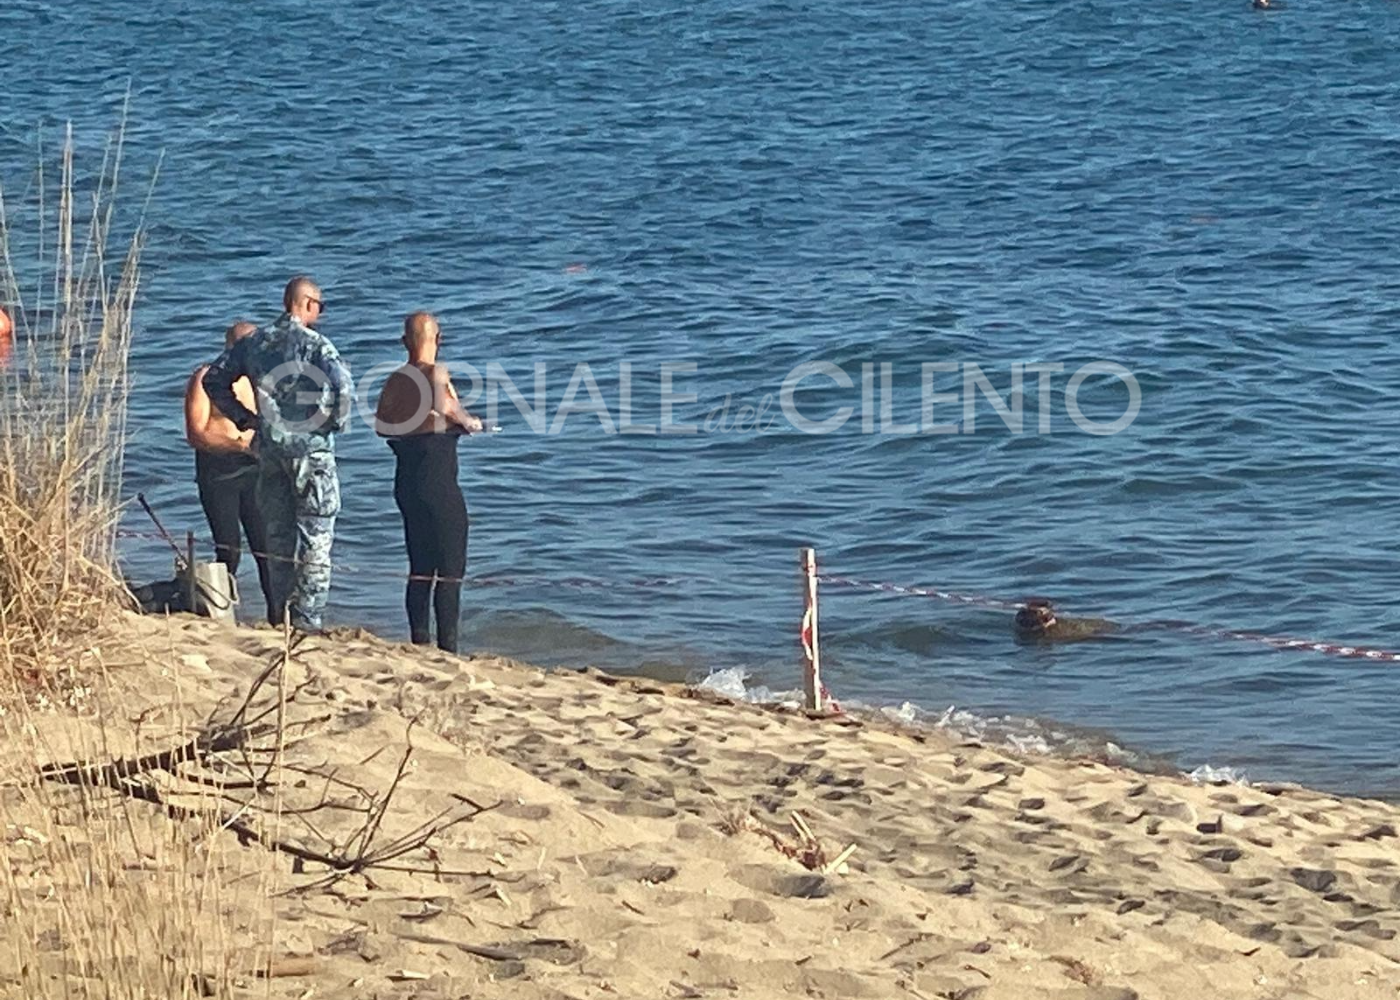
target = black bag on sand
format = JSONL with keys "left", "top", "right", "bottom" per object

{"left": 126, "top": 562, "right": 236, "bottom": 619}
{"left": 127, "top": 576, "right": 192, "bottom": 615}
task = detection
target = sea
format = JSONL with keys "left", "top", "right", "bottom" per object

{"left": 4, "top": 0, "right": 1400, "bottom": 797}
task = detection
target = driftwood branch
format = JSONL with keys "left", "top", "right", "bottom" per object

{"left": 38, "top": 723, "right": 258, "bottom": 790}
{"left": 35, "top": 629, "right": 499, "bottom": 894}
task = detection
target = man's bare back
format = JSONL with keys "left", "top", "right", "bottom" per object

{"left": 375, "top": 362, "right": 468, "bottom": 437}
{"left": 186, "top": 322, "right": 260, "bottom": 452}
{"left": 374, "top": 314, "right": 481, "bottom": 437}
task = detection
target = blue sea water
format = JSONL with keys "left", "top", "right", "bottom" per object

{"left": 4, "top": 0, "right": 1400, "bottom": 795}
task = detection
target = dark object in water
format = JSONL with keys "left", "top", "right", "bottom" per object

{"left": 1014, "top": 598, "right": 1118, "bottom": 643}
{"left": 127, "top": 576, "right": 192, "bottom": 615}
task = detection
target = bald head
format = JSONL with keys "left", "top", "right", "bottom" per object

{"left": 224, "top": 320, "right": 257, "bottom": 349}
{"left": 403, "top": 311, "right": 440, "bottom": 351}
{"left": 283, "top": 275, "right": 324, "bottom": 326}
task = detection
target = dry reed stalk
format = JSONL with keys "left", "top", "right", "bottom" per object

{"left": 0, "top": 112, "right": 279, "bottom": 999}
{"left": 0, "top": 107, "right": 148, "bottom": 687}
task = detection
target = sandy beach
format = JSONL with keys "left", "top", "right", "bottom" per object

{"left": 5, "top": 611, "right": 1400, "bottom": 1000}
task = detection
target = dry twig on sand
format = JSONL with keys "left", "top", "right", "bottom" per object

{"left": 285, "top": 717, "right": 501, "bottom": 894}
{"left": 36, "top": 631, "right": 501, "bottom": 895}
{"left": 721, "top": 806, "right": 858, "bottom": 874}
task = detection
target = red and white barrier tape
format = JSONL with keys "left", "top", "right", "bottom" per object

{"left": 816, "top": 573, "right": 1400, "bottom": 664}
{"left": 816, "top": 574, "right": 1023, "bottom": 611}
{"left": 1134, "top": 619, "right": 1400, "bottom": 663}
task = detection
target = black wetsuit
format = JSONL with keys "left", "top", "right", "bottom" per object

{"left": 388, "top": 432, "right": 468, "bottom": 652}
{"left": 194, "top": 449, "right": 274, "bottom": 620}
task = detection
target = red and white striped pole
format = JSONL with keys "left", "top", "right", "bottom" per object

{"left": 800, "top": 547, "right": 823, "bottom": 712}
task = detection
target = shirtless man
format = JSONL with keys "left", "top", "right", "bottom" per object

{"left": 184, "top": 320, "right": 274, "bottom": 620}
{"left": 374, "top": 311, "right": 482, "bottom": 653}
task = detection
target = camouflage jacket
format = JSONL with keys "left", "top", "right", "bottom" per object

{"left": 202, "top": 313, "right": 354, "bottom": 458}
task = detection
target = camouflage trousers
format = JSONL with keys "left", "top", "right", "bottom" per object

{"left": 255, "top": 450, "right": 340, "bottom": 632}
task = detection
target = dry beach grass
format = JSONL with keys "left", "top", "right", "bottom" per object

{"left": 0, "top": 118, "right": 277, "bottom": 999}
{"left": 0, "top": 119, "right": 140, "bottom": 679}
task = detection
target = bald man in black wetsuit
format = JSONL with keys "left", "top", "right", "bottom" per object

{"left": 374, "top": 312, "right": 482, "bottom": 652}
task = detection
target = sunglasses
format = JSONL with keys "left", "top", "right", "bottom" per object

{"left": 308, "top": 297, "right": 326, "bottom": 312}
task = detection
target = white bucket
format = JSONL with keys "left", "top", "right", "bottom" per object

{"left": 182, "top": 561, "right": 239, "bottom": 622}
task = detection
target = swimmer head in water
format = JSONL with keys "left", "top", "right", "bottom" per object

{"left": 1014, "top": 598, "right": 1058, "bottom": 637}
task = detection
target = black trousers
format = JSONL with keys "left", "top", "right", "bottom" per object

{"left": 195, "top": 449, "right": 274, "bottom": 621}
{"left": 389, "top": 434, "right": 468, "bottom": 653}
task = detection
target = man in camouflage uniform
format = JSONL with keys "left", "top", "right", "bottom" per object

{"left": 203, "top": 276, "right": 353, "bottom": 632}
